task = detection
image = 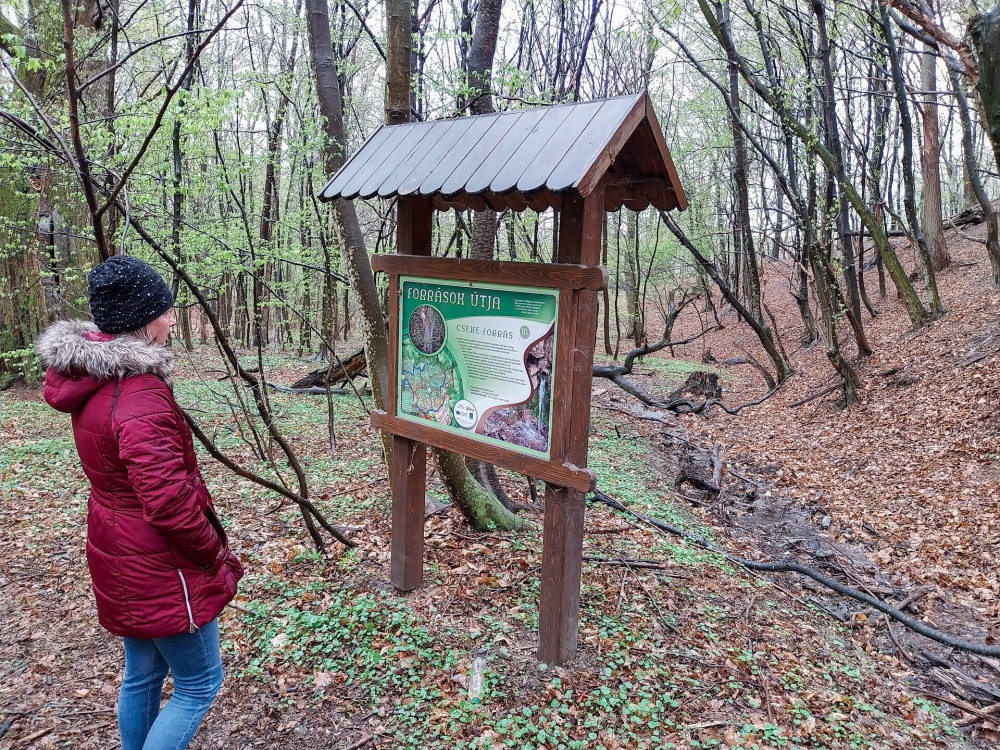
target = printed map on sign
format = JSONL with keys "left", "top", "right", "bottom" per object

{"left": 399, "top": 340, "right": 462, "bottom": 423}
{"left": 397, "top": 277, "right": 559, "bottom": 459}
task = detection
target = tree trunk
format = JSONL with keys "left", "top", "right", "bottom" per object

{"left": 377, "top": 0, "right": 520, "bottom": 531}
{"left": 602, "top": 213, "right": 612, "bottom": 355}
{"left": 805, "top": 160, "right": 859, "bottom": 404}
{"left": 969, "top": 4, "right": 1000, "bottom": 175}
{"left": 794, "top": 252, "right": 820, "bottom": 346}
{"left": 920, "top": 40, "right": 949, "bottom": 271}
{"left": 466, "top": 0, "right": 503, "bottom": 260}
{"left": 880, "top": 6, "right": 944, "bottom": 317}
{"left": 434, "top": 449, "right": 523, "bottom": 531}
{"left": 866, "top": 48, "right": 890, "bottom": 302}
{"left": 306, "top": 0, "right": 390, "bottom": 409}
{"left": 721, "top": 2, "right": 764, "bottom": 325}
{"left": 467, "top": 0, "right": 502, "bottom": 114}
{"left": 385, "top": 0, "right": 412, "bottom": 125}
{"left": 171, "top": 0, "right": 199, "bottom": 353}
{"left": 947, "top": 56, "right": 1000, "bottom": 285}
{"left": 624, "top": 211, "right": 641, "bottom": 343}
{"left": 812, "top": 0, "right": 862, "bottom": 325}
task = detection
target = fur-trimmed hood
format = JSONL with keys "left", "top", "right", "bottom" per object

{"left": 37, "top": 319, "right": 175, "bottom": 412}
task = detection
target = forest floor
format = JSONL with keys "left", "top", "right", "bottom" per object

{"left": 2, "top": 219, "right": 1000, "bottom": 750}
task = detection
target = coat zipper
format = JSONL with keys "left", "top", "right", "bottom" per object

{"left": 176, "top": 569, "right": 198, "bottom": 633}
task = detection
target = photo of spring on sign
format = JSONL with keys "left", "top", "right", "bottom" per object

{"left": 478, "top": 328, "right": 553, "bottom": 452}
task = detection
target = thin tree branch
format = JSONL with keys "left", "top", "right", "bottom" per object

{"left": 76, "top": 27, "right": 221, "bottom": 94}
{"left": 341, "top": 0, "right": 385, "bottom": 59}
{"left": 95, "top": 1, "right": 245, "bottom": 222}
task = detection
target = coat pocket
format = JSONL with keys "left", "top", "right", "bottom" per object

{"left": 204, "top": 504, "right": 228, "bottom": 547}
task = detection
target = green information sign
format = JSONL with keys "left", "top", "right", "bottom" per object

{"left": 397, "top": 276, "right": 559, "bottom": 459}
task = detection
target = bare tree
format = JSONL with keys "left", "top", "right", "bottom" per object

{"left": 919, "top": 32, "right": 949, "bottom": 271}
{"left": 879, "top": 4, "right": 944, "bottom": 316}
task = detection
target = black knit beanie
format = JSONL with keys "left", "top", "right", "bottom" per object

{"left": 88, "top": 256, "right": 175, "bottom": 334}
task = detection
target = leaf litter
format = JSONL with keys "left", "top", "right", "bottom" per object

{"left": 1, "top": 223, "right": 997, "bottom": 748}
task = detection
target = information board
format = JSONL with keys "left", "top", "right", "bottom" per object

{"left": 396, "top": 275, "right": 559, "bottom": 460}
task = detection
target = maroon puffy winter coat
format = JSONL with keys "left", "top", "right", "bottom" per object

{"left": 37, "top": 319, "right": 243, "bottom": 639}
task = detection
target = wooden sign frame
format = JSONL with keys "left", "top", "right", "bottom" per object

{"left": 316, "top": 92, "right": 689, "bottom": 666}
{"left": 380, "top": 189, "right": 606, "bottom": 666}
{"left": 371, "top": 254, "right": 606, "bottom": 493}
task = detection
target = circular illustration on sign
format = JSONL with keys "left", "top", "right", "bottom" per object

{"left": 408, "top": 304, "right": 446, "bottom": 354}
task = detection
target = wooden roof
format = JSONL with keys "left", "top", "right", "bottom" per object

{"left": 318, "top": 91, "right": 687, "bottom": 214}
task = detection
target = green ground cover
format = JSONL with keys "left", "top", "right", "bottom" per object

{"left": 0, "top": 367, "right": 968, "bottom": 749}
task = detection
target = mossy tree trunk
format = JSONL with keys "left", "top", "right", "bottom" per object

{"left": 434, "top": 449, "right": 524, "bottom": 531}
{"left": 970, "top": 4, "right": 1000, "bottom": 176}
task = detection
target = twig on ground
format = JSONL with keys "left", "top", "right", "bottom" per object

{"left": 893, "top": 586, "right": 931, "bottom": 613}
{"left": 62, "top": 722, "right": 111, "bottom": 734}
{"left": 498, "top": 566, "right": 541, "bottom": 591}
{"left": 973, "top": 655, "right": 1000, "bottom": 677}
{"left": 725, "top": 466, "right": 766, "bottom": 489}
{"left": 13, "top": 726, "right": 53, "bottom": 747}
{"left": 787, "top": 382, "right": 844, "bottom": 408}
{"left": 266, "top": 382, "right": 351, "bottom": 395}
{"left": 615, "top": 569, "right": 629, "bottom": 613}
{"left": 803, "top": 596, "right": 848, "bottom": 623}
{"left": 619, "top": 557, "right": 679, "bottom": 633}
{"left": 921, "top": 650, "right": 1000, "bottom": 701}
{"left": 760, "top": 668, "right": 775, "bottom": 723}
{"left": 582, "top": 556, "right": 683, "bottom": 572}
{"left": 584, "top": 526, "right": 634, "bottom": 535}
{"left": 883, "top": 613, "right": 916, "bottom": 663}
{"left": 343, "top": 734, "right": 374, "bottom": 750}
{"left": 923, "top": 691, "right": 1000, "bottom": 726}
{"left": 956, "top": 701, "right": 1000, "bottom": 727}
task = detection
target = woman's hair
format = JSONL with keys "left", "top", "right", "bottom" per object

{"left": 118, "top": 325, "right": 157, "bottom": 345}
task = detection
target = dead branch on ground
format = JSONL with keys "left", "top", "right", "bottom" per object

{"left": 590, "top": 490, "right": 1000, "bottom": 657}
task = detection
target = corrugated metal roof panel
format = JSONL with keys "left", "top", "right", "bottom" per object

{"left": 546, "top": 94, "right": 646, "bottom": 192}
{"left": 354, "top": 123, "right": 432, "bottom": 199}
{"left": 396, "top": 117, "right": 478, "bottom": 195}
{"left": 319, "top": 125, "right": 394, "bottom": 199}
{"left": 318, "top": 91, "right": 686, "bottom": 213}
{"left": 375, "top": 119, "right": 452, "bottom": 198}
{"left": 515, "top": 99, "right": 606, "bottom": 193}
{"left": 463, "top": 107, "right": 548, "bottom": 195}
{"left": 487, "top": 104, "right": 576, "bottom": 193}
{"left": 336, "top": 125, "right": 412, "bottom": 199}
{"left": 418, "top": 113, "right": 504, "bottom": 195}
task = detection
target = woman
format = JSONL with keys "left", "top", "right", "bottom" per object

{"left": 37, "top": 255, "right": 243, "bottom": 750}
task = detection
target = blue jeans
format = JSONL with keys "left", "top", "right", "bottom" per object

{"left": 118, "top": 619, "right": 224, "bottom": 750}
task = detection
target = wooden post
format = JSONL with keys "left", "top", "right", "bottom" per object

{"left": 391, "top": 432, "right": 426, "bottom": 590}
{"left": 391, "top": 195, "right": 433, "bottom": 592}
{"left": 538, "top": 185, "right": 604, "bottom": 665}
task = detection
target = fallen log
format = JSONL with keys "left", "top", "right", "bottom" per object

{"left": 290, "top": 347, "right": 367, "bottom": 388}
{"left": 787, "top": 382, "right": 843, "bottom": 408}
{"left": 267, "top": 383, "right": 351, "bottom": 395}
{"left": 945, "top": 204, "right": 986, "bottom": 228}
